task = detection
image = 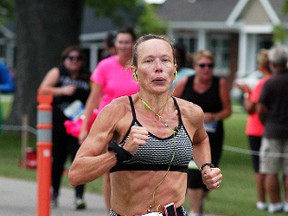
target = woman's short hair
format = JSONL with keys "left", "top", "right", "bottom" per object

{"left": 193, "top": 50, "right": 214, "bottom": 66}
{"left": 132, "top": 34, "right": 175, "bottom": 67}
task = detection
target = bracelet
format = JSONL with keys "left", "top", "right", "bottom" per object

{"left": 108, "top": 141, "right": 133, "bottom": 164}
{"left": 244, "top": 92, "right": 250, "bottom": 98}
{"left": 200, "top": 163, "right": 215, "bottom": 171}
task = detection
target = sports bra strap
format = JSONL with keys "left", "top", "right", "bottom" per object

{"left": 128, "top": 96, "right": 137, "bottom": 120}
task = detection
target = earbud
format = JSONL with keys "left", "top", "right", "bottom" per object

{"left": 133, "top": 72, "right": 138, "bottom": 81}
{"left": 174, "top": 71, "right": 178, "bottom": 80}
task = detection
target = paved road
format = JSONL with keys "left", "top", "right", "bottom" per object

{"left": 0, "top": 177, "right": 221, "bottom": 216}
{"left": 0, "top": 177, "right": 106, "bottom": 216}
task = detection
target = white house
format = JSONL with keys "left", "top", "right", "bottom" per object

{"left": 156, "top": 0, "right": 288, "bottom": 88}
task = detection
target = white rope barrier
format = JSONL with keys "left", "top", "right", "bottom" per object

{"left": 1, "top": 124, "right": 37, "bottom": 135}
{"left": 2, "top": 124, "right": 288, "bottom": 158}
{"left": 223, "top": 145, "right": 288, "bottom": 158}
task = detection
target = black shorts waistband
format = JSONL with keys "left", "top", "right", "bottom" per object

{"left": 110, "top": 206, "right": 188, "bottom": 216}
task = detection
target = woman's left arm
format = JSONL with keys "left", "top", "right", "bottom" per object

{"left": 186, "top": 102, "right": 223, "bottom": 190}
{"left": 215, "top": 78, "right": 232, "bottom": 121}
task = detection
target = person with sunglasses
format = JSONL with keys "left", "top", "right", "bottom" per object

{"left": 69, "top": 35, "right": 222, "bottom": 216}
{"left": 39, "top": 46, "right": 91, "bottom": 210}
{"left": 174, "top": 50, "right": 231, "bottom": 216}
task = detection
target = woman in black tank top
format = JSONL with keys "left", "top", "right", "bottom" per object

{"left": 174, "top": 50, "right": 231, "bottom": 216}
{"left": 40, "top": 46, "right": 90, "bottom": 210}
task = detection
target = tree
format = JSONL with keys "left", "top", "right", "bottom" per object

{"left": 9, "top": 0, "right": 84, "bottom": 126}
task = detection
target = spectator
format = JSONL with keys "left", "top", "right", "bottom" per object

{"left": 100, "top": 32, "right": 116, "bottom": 60}
{"left": 0, "top": 60, "right": 15, "bottom": 130}
{"left": 78, "top": 27, "right": 139, "bottom": 213}
{"left": 173, "top": 42, "right": 194, "bottom": 83}
{"left": 235, "top": 49, "right": 274, "bottom": 211}
{"left": 174, "top": 50, "right": 231, "bottom": 216}
{"left": 69, "top": 34, "right": 222, "bottom": 216}
{"left": 39, "top": 46, "right": 90, "bottom": 210}
{"left": 257, "top": 44, "right": 288, "bottom": 213}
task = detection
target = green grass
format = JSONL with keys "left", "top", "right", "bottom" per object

{"left": 0, "top": 102, "right": 287, "bottom": 215}
{"left": 0, "top": 130, "right": 104, "bottom": 193}
{"left": 203, "top": 110, "right": 287, "bottom": 216}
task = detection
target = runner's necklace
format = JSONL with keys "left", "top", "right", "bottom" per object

{"left": 138, "top": 95, "right": 177, "bottom": 212}
{"left": 138, "top": 96, "right": 175, "bottom": 131}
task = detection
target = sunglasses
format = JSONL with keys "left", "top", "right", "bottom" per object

{"left": 198, "top": 63, "right": 214, "bottom": 68}
{"left": 66, "top": 56, "right": 83, "bottom": 61}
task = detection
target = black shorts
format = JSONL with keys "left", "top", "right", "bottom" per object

{"left": 248, "top": 135, "right": 261, "bottom": 172}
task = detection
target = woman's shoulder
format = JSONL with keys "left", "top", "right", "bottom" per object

{"left": 174, "top": 97, "right": 204, "bottom": 129}
{"left": 45, "top": 67, "right": 61, "bottom": 78}
{"left": 100, "top": 96, "right": 131, "bottom": 115}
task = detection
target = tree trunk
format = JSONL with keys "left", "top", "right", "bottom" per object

{"left": 9, "top": 0, "right": 84, "bottom": 127}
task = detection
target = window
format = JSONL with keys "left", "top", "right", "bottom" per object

{"left": 208, "top": 34, "right": 231, "bottom": 76}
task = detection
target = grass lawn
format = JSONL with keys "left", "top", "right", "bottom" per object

{"left": 0, "top": 100, "right": 287, "bottom": 215}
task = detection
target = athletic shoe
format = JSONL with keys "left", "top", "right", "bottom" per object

{"left": 75, "top": 198, "right": 86, "bottom": 210}
{"left": 268, "top": 202, "right": 283, "bottom": 213}
{"left": 284, "top": 202, "right": 288, "bottom": 213}
{"left": 188, "top": 212, "right": 203, "bottom": 216}
{"left": 256, "top": 201, "right": 267, "bottom": 211}
{"left": 50, "top": 197, "right": 58, "bottom": 209}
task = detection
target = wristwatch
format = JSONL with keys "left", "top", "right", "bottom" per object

{"left": 200, "top": 163, "right": 215, "bottom": 171}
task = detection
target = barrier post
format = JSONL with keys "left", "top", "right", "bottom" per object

{"left": 36, "top": 88, "right": 53, "bottom": 216}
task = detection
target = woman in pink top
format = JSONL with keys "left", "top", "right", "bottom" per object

{"left": 79, "top": 27, "right": 139, "bottom": 212}
{"left": 236, "top": 49, "right": 273, "bottom": 211}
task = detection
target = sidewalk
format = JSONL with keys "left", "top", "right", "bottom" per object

{"left": 0, "top": 177, "right": 106, "bottom": 216}
{"left": 0, "top": 176, "right": 221, "bottom": 216}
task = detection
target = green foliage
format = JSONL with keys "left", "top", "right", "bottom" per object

{"left": 85, "top": 0, "right": 138, "bottom": 26}
{"left": 85, "top": 0, "right": 167, "bottom": 36}
{"left": 281, "top": 0, "right": 288, "bottom": 14}
{"left": 273, "top": 0, "right": 288, "bottom": 45}
{"left": 273, "top": 24, "right": 287, "bottom": 44}
{"left": 137, "top": 3, "right": 168, "bottom": 35}
{"left": 0, "top": 0, "right": 14, "bottom": 24}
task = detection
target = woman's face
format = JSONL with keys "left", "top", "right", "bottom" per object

{"left": 63, "top": 50, "right": 83, "bottom": 72}
{"left": 114, "top": 33, "right": 134, "bottom": 57}
{"left": 135, "top": 39, "right": 176, "bottom": 94}
{"left": 195, "top": 56, "right": 214, "bottom": 81}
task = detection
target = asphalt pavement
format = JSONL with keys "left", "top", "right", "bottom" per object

{"left": 0, "top": 177, "right": 222, "bottom": 216}
{"left": 0, "top": 177, "right": 106, "bottom": 216}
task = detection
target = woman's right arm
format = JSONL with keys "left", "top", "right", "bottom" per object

{"left": 39, "top": 67, "right": 76, "bottom": 96}
{"left": 69, "top": 101, "right": 121, "bottom": 186}
{"left": 79, "top": 82, "right": 102, "bottom": 144}
{"left": 173, "top": 77, "right": 187, "bottom": 97}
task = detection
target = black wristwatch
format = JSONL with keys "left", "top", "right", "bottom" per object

{"left": 200, "top": 163, "right": 215, "bottom": 171}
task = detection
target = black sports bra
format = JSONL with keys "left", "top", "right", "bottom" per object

{"left": 110, "top": 96, "right": 193, "bottom": 173}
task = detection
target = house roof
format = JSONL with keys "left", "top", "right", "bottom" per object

{"left": 157, "top": 0, "right": 288, "bottom": 28}
{"left": 270, "top": 0, "right": 288, "bottom": 23}
{"left": 80, "top": 7, "right": 117, "bottom": 42}
{"left": 80, "top": 7, "right": 136, "bottom": 42}
{"left": 157, "top": 0, "right": 239, "bottom": 22}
